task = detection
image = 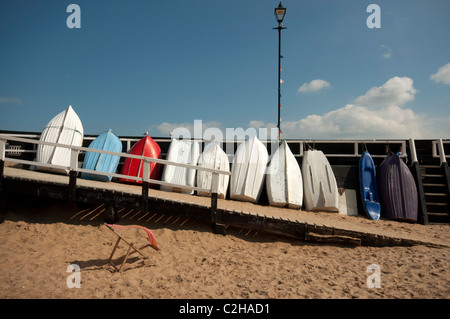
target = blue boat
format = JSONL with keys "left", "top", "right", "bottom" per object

{"left": 359, "top": 151, "right": 381, "bottom": 220}
{"left": 81, "top": 130, "right": 122, "bottom": 182}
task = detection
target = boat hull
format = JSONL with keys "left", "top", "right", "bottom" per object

{"left": 378, "top": 154, "right": 418, "bottom": 222}
{"left": 266, "top": 141, "right": 303, "bottom": 209}
{"left": 301, "top": 150, "right": 339, "bottom": 212}
{"left": 35, "top": 105, "right": 84, "bottom": 175}
{"left": 81, "top": 130, "right": 122, "bottom": 182}
{"left": 161, "top": 139, "right": 200, "bottom": 194}
{"left": 359, "top": 151, "right": 381, "bottom": 220}
{"left": 118, "top": 135, "right": 162, "bottom": 185}
{"left": 230, "top": 136, "right": 268, "bottom": 203}
{"left": 197, "top": 142, "right": 230, "bottom": 199}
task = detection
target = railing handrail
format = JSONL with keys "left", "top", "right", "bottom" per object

{"left": 0, "top": 134, "right": 232, "bottom": 229}
{"left": 409, "top": 138, "right": 418, "bottom": 164}
{"left": 0, "top": 134, "right": 231, "bottom": 176}
{"left": 432, "top": 139, "right": 448, "bottom": 165}
{"left": 4, "top": 132, "right": 448, "bottom": 160}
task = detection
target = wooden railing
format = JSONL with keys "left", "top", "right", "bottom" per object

{"left": 0, "top": 131, "right": 411, "bottom": 159}
{"left": 0, "top": 134, "right": 231, "bottom": 230}
{"left": 432, "top": 139, "right": 449, "bottom": 166}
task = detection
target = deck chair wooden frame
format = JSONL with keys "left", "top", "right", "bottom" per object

{"left": 106, "top": 225, "right": 149, "bottom": 273}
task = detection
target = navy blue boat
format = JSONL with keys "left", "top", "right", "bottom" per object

{"left": 81, "top": 130, "right": 122, "bottom": 182}
{"left": 378, "top": 154, "right": 418, "bottom": 222}
{"left": 359, "top": 151, "right": 380, "bottom": 220}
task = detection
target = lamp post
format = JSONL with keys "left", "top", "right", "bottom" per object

{"left": 274, "top": 2, "right": 286, "bottom": 141}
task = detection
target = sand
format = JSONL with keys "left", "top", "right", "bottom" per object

{"left": 0, "top": 197, "right": 449, "bottom": 300}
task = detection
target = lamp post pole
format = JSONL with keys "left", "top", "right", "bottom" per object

{"left": 274, "top": 2, "right": 286, "bottom": 141}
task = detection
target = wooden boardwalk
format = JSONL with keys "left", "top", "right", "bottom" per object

{"left": 1, "top": 166, "right": 447, "bottom": 248}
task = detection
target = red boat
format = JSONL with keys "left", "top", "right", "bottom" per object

{"left": 118, "top": 134, "right": 162, "bottom": 185}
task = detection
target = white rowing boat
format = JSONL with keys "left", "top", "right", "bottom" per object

{"left": 35, "top": 105, "right": 84, "bottom": 174}
{"left": 161, "top": 139, "right": 199, "bottom": 194}
{"left": 301, "top": 149, "right": 339, "bottom": 212}
{"left": 196, "top": 142, "right": 230, "bottom": 198}
{"left": 230, "top": 136, "right": 268, "bottom": 203}
{"left": 266, "top": 140, "right": 303, "bottom": 209}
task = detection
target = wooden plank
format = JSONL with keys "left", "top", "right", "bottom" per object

{"left": 305, "top": 232, "right": 361, "bottom": 246}
{"left": 412, "top": 162, "right": 429, "bottom": 225}
{"left": 105, "top": 225, "right": 149, "bottom": 273}
{"left": 141, "top": 181, "right": 149, "bottom": 212}
{"left": 442, "top": 162, "right": 450, "bottom": 211}
{"left": 0, "top": 134, "right": 231, "bottom": 175}
{"left": 68, "top": 170, "right": 77, "bottom": 201}
{"left": 107, "top": 238, "right": 122, "bottom": 272}
{"left": 0, "top": 160, "right": 4, "bottom": 191}
{"left": 2, "top": 167, "right": 448, "bottom": 247}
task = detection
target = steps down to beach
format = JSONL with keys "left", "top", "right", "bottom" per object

{"left": 420, "top": 165, "right": 450, "bottom": 224}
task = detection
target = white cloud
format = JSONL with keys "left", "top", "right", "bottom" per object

{"left": 149, "top": 76, "right": 450, "bottom": 141}
{"left": 380, "top": 45, "right": 391, "bottom": 58}
{"left": 280, "top": 104, "right": 437, "bottom": 139}
{"left": 298, "top": 79, "right": 330, "bottom": 93}
{"left": 259, "top": 76, "right": 449, "bottom": 139}
{"left": 149, "top": 120, "right": 223, "bottom": 138}
{"left": 353, "top": 76, "right": 416, "bottom": 108}
{"left": 248, "top": 120, "right": 267, "bottom": 129}
{"left": 430, "top": 62, "right": 450, "bottom": 84}
{"left": 0, "top": 97, "right": 23, "bottom": 105}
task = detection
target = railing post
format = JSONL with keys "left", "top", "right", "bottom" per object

{"left": 437, "top": 140, "right": 450, "bottom": 218}
{"left": 437, "top": 138, "right": 447, "bottom": 166}
{"left": 0, "top": 139, "right": 5, "bottom": 191}
{"left": 210, "top": 172, "right": 225, "bottom": 235}
{"left": 0, "top": 139, "right": 5, "bottom": 161}
{"left": 409, "top": 138, "right": 428, "bottom": 225}
{"left": 141, "top": 159, "right": 150, "bottom": 212}
{"left": 409, "top": 138, "right": 418, "bottom": 164}
{"left": 69, "top": 148, "right": 79, "bottom": 171}
{"left": 68, "top": 148, "right": 78, "bottom": 201}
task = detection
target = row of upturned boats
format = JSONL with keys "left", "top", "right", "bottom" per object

{"left": 32, "top": 106, "right": 419, "bottom": 222}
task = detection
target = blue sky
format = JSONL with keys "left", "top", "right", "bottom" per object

{"left": 0, "top": 0, "right": 449, "bottom": 139}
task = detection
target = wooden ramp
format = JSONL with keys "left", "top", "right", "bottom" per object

{"left": 1, "top": 166, "right": 447, "bottom": 248}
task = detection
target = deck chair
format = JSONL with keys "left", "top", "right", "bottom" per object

{"left": 105, "top": 223, "right": 160, "bottom": 273}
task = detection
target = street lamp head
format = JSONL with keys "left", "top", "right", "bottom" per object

{"left": 274, "top": 2, "right": 286, "bottom": 25}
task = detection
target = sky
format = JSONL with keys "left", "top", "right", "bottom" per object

{"left": 0, "top": 0, "right": 449, "bottom": 140}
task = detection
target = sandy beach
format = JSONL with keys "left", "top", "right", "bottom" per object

{"left": 0, "top": 195, "right": 449, "bottom": 300}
